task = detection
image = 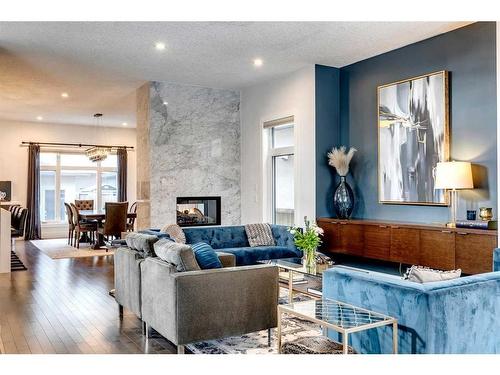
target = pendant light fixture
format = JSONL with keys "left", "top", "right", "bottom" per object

{"left": 86, "top": 113, "right": 111, "bottom": 162}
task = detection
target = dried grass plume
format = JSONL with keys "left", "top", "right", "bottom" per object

{"left": 328, "top": 146, "right": 357, "bottom": 176}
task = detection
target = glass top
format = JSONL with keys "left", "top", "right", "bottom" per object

{"left": 257, "top": 257, "right": 335, "bottom": 277}
{"left": 279, "top": 299, "right": 394, "bottom": 330}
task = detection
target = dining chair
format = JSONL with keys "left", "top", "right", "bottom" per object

{"left": 98, "top": 202, "right": 128, "bottom": 243}
{"left": 74, "top": 199, "right": 94, "bottom": 210}
{"left": 10, "top": 207, "right": 28, "bottom": 241}
{"left": 8, "top": 204, "right": 20, "bottom": 213}
{"left": 70, "top": 203, "right": 96, "bottom": 249}
{"left": 64, "top": 203, "right": 75, "bottom": 246}
{"left": 127, "top": 201, "right": 137, "bottom": 232}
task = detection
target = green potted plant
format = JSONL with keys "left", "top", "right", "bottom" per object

{"left": 289, "top": 216, "right": 324, "bottom": 269}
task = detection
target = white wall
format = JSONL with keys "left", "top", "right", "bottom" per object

{"left": 0, "top": 120, "right": 137, "bottom": 237}
{"left": 240, "top": 66, "right": 316, "bottom": 225}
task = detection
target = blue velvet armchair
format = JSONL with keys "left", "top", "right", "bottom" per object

{"left": 322, "top": 248, "right": 500, "bottom": 354}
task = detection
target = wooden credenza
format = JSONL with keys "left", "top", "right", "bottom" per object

{"left": 317, "top": 218, "right": 498, "bottom": 275}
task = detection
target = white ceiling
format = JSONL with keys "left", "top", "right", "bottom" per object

{"left": 0, "top": 21, "right": 471, "bottom": 128}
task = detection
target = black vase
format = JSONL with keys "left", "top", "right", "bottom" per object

{"left": 333, "top": 176, "right": 354, "bottom": 219}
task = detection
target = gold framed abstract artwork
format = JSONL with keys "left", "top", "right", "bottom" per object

{"left": 377, "top": 70, "right": 449, "bottom": 206}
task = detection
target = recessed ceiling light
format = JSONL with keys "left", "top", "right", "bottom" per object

{"left": 61, "top": 92, "right": 69, "bottom": 98}
{"left": 122, "top": 122, "right": 128, "bottom": 126}
{"left": 155, "top": 42, "right": 166, "bottom": 51}
{"left": 36, "top": 116, "right": 43, "bottom": 121}
{"left": 163, "top": 101, "right": 168, "bottom": 106}
{"left": 253, "top": 58, "right": 263, "bottom": 67}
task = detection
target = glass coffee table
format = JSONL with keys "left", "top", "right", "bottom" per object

{"left": 257, "top": 257, "right": 335, "bottom": 303}
{"left": 277, "top": 298, "right": 398, "bottom": 354}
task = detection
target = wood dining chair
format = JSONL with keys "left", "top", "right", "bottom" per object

{"left": 64, "top": 203, "right": 75, "bottom": 246}
{"left": 98, "top": 202, "right": 128, "bottom": 244}
{"left": 70, "top": 203, "right": 97, "bottom": 249}
{"left": 127, "top": 202, "right": 137, "bottom": 232}
{"left": 74, "top": 199, "right": 94, "bottom": 210}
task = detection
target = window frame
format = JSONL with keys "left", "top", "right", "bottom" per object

{"left": 40, "top": 150, "right": 118, "bottom": 224}
{"left": 264, "top": 121, "right": 295, "bottom": 225}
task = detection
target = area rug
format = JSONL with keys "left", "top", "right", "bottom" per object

{"left": 31, "top": 239, "right": 114, "bottom": 260}
{"left": 186, "top": 289, "right": 321, "bottom": 354}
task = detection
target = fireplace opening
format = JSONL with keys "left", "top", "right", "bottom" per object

{"left": 176, "top": 196, "right": 221, "bottom": 227}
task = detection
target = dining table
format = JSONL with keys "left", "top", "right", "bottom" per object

{"left": 79, "top": 209, "right": 137, "bottom": 250}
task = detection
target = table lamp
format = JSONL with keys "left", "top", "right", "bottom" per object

{"left": 434, "top": 161, "right": 474, "bottom": 227}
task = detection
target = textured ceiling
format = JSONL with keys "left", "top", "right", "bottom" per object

{"left": 0, "top": 22, "right": 471, "bottom": 127}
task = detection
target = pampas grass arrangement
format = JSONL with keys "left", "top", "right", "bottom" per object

{"left": 328, "top": 146, "right": 357, "bottom": 176}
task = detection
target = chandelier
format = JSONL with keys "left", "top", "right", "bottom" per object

{"left": 86, "top": 146, "right": 111, "bottom": 162}
{"left": 86, "top": 113, "right": 110, "bottom": 162}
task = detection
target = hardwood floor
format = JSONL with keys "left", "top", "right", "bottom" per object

{"left": 0, "top": 240, "right": 177, "bottom": 354}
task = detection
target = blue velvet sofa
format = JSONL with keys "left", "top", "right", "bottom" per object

{"left": 182, "top": 225, "right": 302, "bottom": 266}
{"left": 322, "top": 248, "right": 500, "bottom": 354}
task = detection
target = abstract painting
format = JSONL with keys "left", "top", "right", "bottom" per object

{"left": 378, "top": 71, "right": 449, "bottom": 205}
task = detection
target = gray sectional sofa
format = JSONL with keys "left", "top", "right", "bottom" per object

{"left": 141, "top": 256, "right": 278, "bottom": 353}
{"left": 114, "top": 226, "right": 284, "bottom": 353}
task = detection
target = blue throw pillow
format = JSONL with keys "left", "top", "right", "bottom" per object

{"left": 191, "top": 242, "right": 222, "bottom": 269}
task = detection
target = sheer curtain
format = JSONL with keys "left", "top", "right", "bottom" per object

{"left": 25, "top": 144, "right": 41, "bottom": 240}
{"left": 117, "top": 147, "right": 128, "bottom": 202}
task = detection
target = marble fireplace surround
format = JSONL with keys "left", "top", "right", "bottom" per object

{"left": 138, "top": 81, "right": 241, "bottom": 229}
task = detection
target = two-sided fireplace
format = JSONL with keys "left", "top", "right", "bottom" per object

{"left": 176, "top": 196, "right": 221, "bottom": 227}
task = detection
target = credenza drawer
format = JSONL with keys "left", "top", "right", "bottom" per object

{"left": 420, "top": 229, "right": 455, "bottom": 270}
{"left": 455, "top": 232, "right": 496, "bottom": 274}
{"left": 364, "top": 224, "right": 391, "bottom": 261}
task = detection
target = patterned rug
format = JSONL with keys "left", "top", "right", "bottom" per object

{"left": 31, "top": 239, "right": 114, "bottom": 259}
{"left": 186, "top": 289, "right": 321, "bottom": 354}
{"left": 11, "top": 251, "right": 27, "bottom": 271}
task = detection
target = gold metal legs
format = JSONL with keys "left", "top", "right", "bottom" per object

{"left": 277, "top": 309, "right": 282, "bottom": 354}
{"left": 144, "top": 322, "right": 149, "bottom": 354}
{"left": 343, "top": 333, "right": 349, "bottom": 354}
{"left": 288, "top": 270, "right": 294, "bottom": 303}
{"left": 392, "top": 321, "right": 398, "bottom": 354}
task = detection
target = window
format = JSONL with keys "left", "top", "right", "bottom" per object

{"left": 40, "top": 171, "right": 56, "bottom": 222}
{"left": 40, "top": 151, "right": 118, "bottom": 223}
{"left": 264, "top": 117, "right": 295, "bottom": 226}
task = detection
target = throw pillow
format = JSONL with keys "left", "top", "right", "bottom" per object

{"left": 153, "top": 239, "right": 201, "bottom": 272}
{"left": 404, "top": 265, "right": 461, "bottom": 283}
{"left": 125, "top": 232, "right": 159, "bottom": 257}
{"left": 191, "top": 242, "right": 223, "bottom": 269}
{"left": 245, "top": 223, "right": 276, "bottom": 247}
{"left": 138, "top": 229, "right": 172, "bottom": 240}
{"left": 161, "top": 224, "right": 186, "bottom": 244}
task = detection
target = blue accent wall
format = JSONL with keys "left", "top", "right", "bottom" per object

{"left": 317, "top": 22, "right": 497, "bottom": 223}
{"left": 315, "top": 65, "right": 341, "bottom": 218}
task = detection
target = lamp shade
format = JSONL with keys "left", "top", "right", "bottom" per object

{"left": 434, "top": 161, "right": 473, "bottom": 190}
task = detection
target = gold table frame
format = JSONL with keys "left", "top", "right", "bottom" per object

{"left": 277, "top": 298, "right": 398, "bottom": 354}
{"left": 258, "top": 258, "right": 334, "bottom": 303}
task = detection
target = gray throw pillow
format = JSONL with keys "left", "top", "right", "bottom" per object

{"left": 154, "top": 238, "right": 201, "bottom": 272}
{"left": 125, "top": 232, "right": 159, "bottom": 257}
{"left": 245, "top": 223, "right": 276, "bottom": 247}
{"left": 404, "top": 265, "right": 461, "bottom": 283}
